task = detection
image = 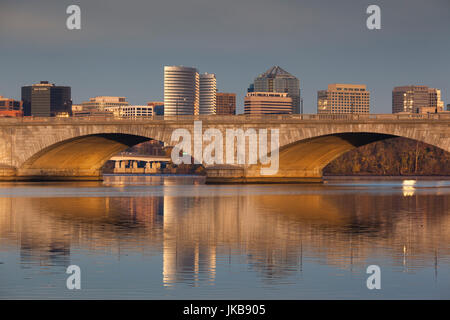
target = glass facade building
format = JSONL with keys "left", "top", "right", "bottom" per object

{"left": 392, "top": 85, "right": 444, "bottom": 114}
{"left": 21, "top": 81, "right": 72, "bottom": 117}
{"left": 249, "top": 66, "right": 300, "bottom": 114}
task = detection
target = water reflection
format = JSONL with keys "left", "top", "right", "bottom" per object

{"left": 402, "top": 180, "right": 416, "bottom": 197}
{"left": 0, "top": 176, "right": 449, "bottom": 296}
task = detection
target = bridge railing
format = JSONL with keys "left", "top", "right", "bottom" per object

{"left": 1, "top": 113, "right": 450, "bottom": 123}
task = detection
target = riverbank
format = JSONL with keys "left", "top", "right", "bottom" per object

{"left": 324, "top": 175, "right": 450, "bottom": 180}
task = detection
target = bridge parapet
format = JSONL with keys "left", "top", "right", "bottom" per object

{"left": 1, "top": 113, "right": 450, "bottom": 126}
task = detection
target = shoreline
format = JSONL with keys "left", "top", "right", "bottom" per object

{"left": 324, "top": 175, "right": 450, "bottom": 180}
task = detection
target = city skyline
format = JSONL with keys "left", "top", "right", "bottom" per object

{"left": 5, "top": 70, "right": 450, "bottom": 117}
{"left": 0, "top": 0, "right": 449, "bottom": 114}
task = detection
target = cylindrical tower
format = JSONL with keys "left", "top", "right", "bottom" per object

{"left": 164, "top": 66, "right": 199, "bottom": 115}
{"left": 199, "top": 73, "right": 217, "bottom": 115}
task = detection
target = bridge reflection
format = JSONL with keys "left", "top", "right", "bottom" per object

{"left": 0, "top": 180, "right": 449, "bottom": 285}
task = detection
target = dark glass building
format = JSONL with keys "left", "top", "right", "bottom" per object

{"left": 21, "top": 81, "right": 72, "bottom": 117}
{"left": 248, "top": 66, "right": 301, "bottom": 114}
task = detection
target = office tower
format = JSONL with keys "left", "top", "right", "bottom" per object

{"left": 164, "top": 66, "right": 199, "bottom": 115}
{"left": 147, "top": 101, "right": 164, "bottom": 115}
{"left": 199, "top": 73, "right": 217, "bottom": 114}
{"left": 249, "top": 66, "right": 300, "bottom": 113}
{"left": 244, "top": 92, "right": 292, "bottom": 115}
{"left": 21, "top": 81, "right": 71, "bottom": 117}
{"left": 0, "top": 96, "right": 22, "bottom": 117}
{"left": 392, "top": 85, "right": 444, "bottom": 114}
{"left": 317, "top": 84, "right": 370, "bottom": 114}
{"left": 216, "top": 93, "right": 236, "bottom": 115}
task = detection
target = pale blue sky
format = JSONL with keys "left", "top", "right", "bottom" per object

{"left": 0, "top": 0, "right": 449, "bottom": 113}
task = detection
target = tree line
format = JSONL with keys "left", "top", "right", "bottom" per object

{"left": 324, "top": 137, "right": 450, "bottom": 176}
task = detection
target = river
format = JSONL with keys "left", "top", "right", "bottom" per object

{"left": 0, "top": 175, "right": 449, "bottom": 299}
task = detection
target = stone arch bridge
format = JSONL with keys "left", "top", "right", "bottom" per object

{"left": 0, "top": 114, "right": 449, "bottom": 183}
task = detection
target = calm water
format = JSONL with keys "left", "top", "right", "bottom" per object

{"left": 0, "top": 175, "right": 449, "bottom": 299}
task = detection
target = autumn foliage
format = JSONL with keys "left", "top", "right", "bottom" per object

{"left": 324, "top": 137, "right": 450, "bottom": 176}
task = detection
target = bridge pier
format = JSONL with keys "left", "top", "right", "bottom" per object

{"left": 204, "top": 165, "right": 323, "bottom": 184}
{"left": 0, "top": 165, "right": 18, "bottom": 181}
{"left": 0, "top": 166, "right": 104, "bottom": 181}
{"left": 13, "top": 168, "right": 104, "bottom": 181}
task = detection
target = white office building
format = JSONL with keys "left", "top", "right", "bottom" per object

{"left": 121, "top": 105, "right": 154, "bottom": 118}
{"left": 199, "top": 73, "right": 217, "bottom": 115}
{"left": 164, "top": 66, "right": 218, "bottom": 115}
{"left": 164, "top": 66, "right": 199, "bottom": 115}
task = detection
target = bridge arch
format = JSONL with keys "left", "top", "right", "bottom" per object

{"left": 1, "top": 122, "right": 179, "bottom": 180}
{"left": 224, "top": 128, "right": 450, "bottom": 183}
{"left": 277, "top": 132, "right": 396, "bottom": 176}
{"left": 19, "top": 133, "right": 152, "bottom": 180}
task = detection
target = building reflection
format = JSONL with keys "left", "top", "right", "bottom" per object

{"left": 0, "top": 181, "right": 449, "bottom": 284}
{"left": 163, "top": 196, "right": 217, "bottom": 286}
{"left": 402, "top": 180, "right": 416, "bottom": 196}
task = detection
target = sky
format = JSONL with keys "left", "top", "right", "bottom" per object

{"left": 0, "top": 0, "right": 449, "bottom": 114}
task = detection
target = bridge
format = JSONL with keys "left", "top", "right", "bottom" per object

{"left": 0, "top": 114, "right": 449, "bottom": 183}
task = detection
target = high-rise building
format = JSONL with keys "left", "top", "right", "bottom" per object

{"left": 249, "top": 66, "right": 300, "bottom": 113}
{"left": 317, "top": 84, "right": 370, "bottom": 114}
{"left": 164, "top": 66, "right": 199, "bottom": 115}
{"left": 0, "top": 96, "right": 22, "bottom": 117}
{"left": 147, "top": 101, "right": 164, "bottom": 115}
{"left": 392, "top": 85, "right": 444, "bottom": 114}
{"left": 244, "top": 92, "right": 292, "bottom": 115}
{"left": 216, "top": 93, "right": 236, "bottom": 115}
{"left": 21, "top": 81, "right": 71, "bottom": 117}
{"left": 199, "top": 73, "right": 216, "bottom": 115}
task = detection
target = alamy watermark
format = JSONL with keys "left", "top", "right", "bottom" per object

{"left": 66, "top": 5, "right": 81, "bottom": 30}
{"left": 366, "top": 5, "right": 381, "bottom": 30}
{"left": 66, "top": 265, "right": 81, "bottom": 290}
{"left": 170, "top": 121, "right": 280, "bottom": 175}
{"left": 65, "top": 5, "right": 380, "bottom": 31}
{"left": 366, "top": 265, "right": 381, "bottom": 290}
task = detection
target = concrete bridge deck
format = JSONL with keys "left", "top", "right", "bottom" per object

{"left": 0, "top": 114, "right": 449, "bottom": 183}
